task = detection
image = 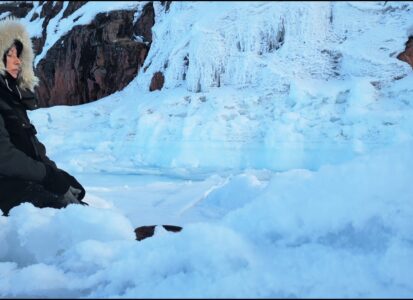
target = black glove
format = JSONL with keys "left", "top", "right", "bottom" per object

{"left": 42, "top": 164, "right": 71, "bottom": 196}
{"left": 58, "top": 169, "right": 86, "bottom": 200}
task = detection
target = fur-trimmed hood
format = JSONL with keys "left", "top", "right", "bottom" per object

{"left": 0, "top": 19, "right": 38, "bottom": 92}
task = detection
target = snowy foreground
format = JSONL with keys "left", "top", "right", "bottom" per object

{"left": 1, "top": 141, "right": 413, "bottom": 298}
{"left": 1, "top": 1, "right": 413, "bottom": 298}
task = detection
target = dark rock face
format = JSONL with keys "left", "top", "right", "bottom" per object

{"left": 0, "top": 2, "right": 33, "bottom": 19}
{"left": 33, "top": 1, "right": 65, "bottom": 56}
{"left": 160, "top": 1, "right": 172, "bottom": 13}
{"left": 149, "top": 71, "right": 165, "bottom": 91}
{"left": 28, "top": 2, "right": 87, "bottom": 55}
{"left": 0, "top": 1, "right": 156, "bottom": 106}
{"left": 30, "top": 1, "right": 81, "bottom": 56}
{"left": 134, "top": 2, "right": 155, "bottom": 44}
{"left": 397, "top": 36, "right": 413, "bottom": 69}
{"left": 35, "top": 3, "right": 155, "bottom": 106}
{"left": 62, "top": 1, "right": 87, "bottom": 19}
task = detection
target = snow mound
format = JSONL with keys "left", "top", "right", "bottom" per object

{"left": 1, "top": 141, "right": 412, "bottom": 297}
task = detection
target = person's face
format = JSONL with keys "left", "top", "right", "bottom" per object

{"left": 6, "top": 46, "right": 21, "bottom": 79}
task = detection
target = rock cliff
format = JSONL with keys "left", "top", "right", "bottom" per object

{"left": 0, "top": 1, "right": 155, "bottom": 106}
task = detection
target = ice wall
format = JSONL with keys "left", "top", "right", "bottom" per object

{"left": 31, "top": 1, "right": 413, "bottom": 173}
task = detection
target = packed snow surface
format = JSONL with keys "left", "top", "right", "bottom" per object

{"left": 1, "top": 1, "right": 413, "bottom": 298}
{"left": 1, "top": 142, "right": 413, "bottom": 297}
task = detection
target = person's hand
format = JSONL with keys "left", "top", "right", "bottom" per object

{"left": 63, "top": 186, "right": 82, "bottom": 204}
{"left": 62, "top": 186, "right": 89, "bottom": 206}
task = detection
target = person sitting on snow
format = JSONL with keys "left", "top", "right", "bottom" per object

{"left": 0, "top": 19, "right": 87, "bottom": 216}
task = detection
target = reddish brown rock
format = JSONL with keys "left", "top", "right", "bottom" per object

{"left": 31, "top": 36, "right": 43, "bottom": 57}
{"left": 397, "top": 36, "right": 413, "bottom": 68}
{"left": 149, "top": 71, "right": 165, "bottom": 92}
{"left": 133, "top": 2, "right": 155, "bottom": 44}
{"left": 34, "top": 3, "right": 155, "bottom": 107}
{"left": 0, "top": 1, "right": 155, "bottom": 106}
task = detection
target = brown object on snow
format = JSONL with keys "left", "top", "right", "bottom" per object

{"left": 397, "top": 36, "right": 413, "bottom": 68}
{"left": 149, "top": 71, "right": 165, "bottom": 92}
{"left": 135, "top": 225, "right": 183, "bottom": 241}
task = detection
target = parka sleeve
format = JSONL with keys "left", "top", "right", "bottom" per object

{"left": 33, "top": 135, "right": 58, "bottom": 169}
{"left": 0, "top": 114, "right": 47, "bottom": 182}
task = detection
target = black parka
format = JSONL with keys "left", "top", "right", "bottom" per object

{"left": 0, "top": 73, "right": 56, "bottom": 183}
{"left": 0, "top": 19, "right": 87, "bottom": 212}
